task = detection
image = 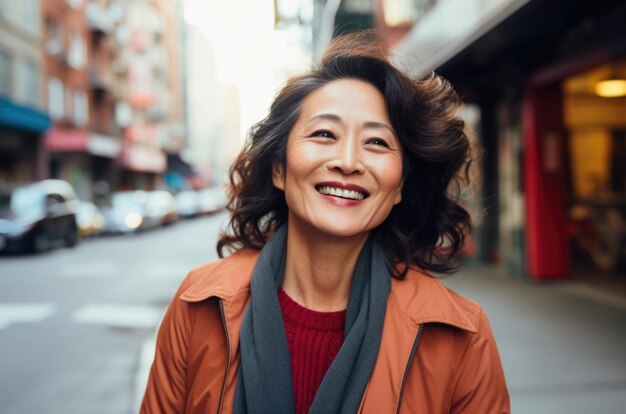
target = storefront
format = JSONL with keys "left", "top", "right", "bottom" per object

{"left": 45, "top": 127, "right": 122, "bottom": 201}
{"left": 117, "top": 140, "right": 166, "bottom": 191}
{"left": 564, "top": 58, "right": 626, "bottom": 277}
{"left": 0, "top": 98, "right": 51, "bottom": 184}
{"left": 393, "top": 0, "right": 626, "bottom": 280}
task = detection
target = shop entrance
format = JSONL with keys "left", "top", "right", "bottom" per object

{"left": 564, "top": 59, "right": 626, "bottom": 289}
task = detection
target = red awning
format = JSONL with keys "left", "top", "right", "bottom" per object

{"left": 44, "top": 127, "right": 89, "bottom": 152}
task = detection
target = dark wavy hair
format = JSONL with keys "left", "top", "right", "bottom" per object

{"left": 217, "top": 32, "right": 474, "bottom": 278}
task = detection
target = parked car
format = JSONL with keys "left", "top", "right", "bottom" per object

{"left": 76, "top": 201, "right": 105, "bottom": 237}
{"left": 0, "top": 179, "right": 80, "bottom": 253}
{"left": 175, "top": 190, "right": 200, "bottom": 218}
{"left": 101, "top": 190, "right": 158, "bottom": 234}
{"left": 197, "top": 187, "right": 227, "bottom": 215}
{"left": 146, "top": 191, "right": 178, "bottom": 226}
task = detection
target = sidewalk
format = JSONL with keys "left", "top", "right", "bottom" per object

{"left": 443, "top": 264, "right": 626, "bottom": 414}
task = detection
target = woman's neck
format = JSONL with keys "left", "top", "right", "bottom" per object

{"left": 281, "top": 218, "right": 369, "bottom": 312}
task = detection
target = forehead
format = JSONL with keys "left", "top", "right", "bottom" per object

{"left": 299, "top": 78, "right": 390, "bottom": 123}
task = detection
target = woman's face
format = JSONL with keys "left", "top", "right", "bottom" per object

{"left": 273, "top": 78, "right": 404, "bottom": 239}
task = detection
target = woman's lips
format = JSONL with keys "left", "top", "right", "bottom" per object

{"left": 315, "top": 182, "right": 369, "bottom": 201}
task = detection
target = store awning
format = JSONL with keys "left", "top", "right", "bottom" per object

{"left": 393, "top": 0, "right": 532, "bottom": 75}
{"left": 45, "top": 127, "right": 90, "bottom": 152}
{"left": 0, "top": 97, "right": 51, "bottom": 134}
{"left": 120, "top": 143, "right": 166, "bottom": 173}
{"left": 45, "top": 128, "right": 122, "bottom": 158}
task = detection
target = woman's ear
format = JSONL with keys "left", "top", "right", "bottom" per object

{"left": 272, "top": 162, "right": 285, "bottom": 191}
{"left": 394, "top": 179, "right": 403, "bottom": 205}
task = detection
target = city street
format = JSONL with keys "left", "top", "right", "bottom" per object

{"left": 1, "top": 212, "right": 625, "bottom": 413}
{"left": 445, "top": 265, "right": 626, "bottom": 413}
{"left": 0, "top": 213, "right": 227, "bottom": 414}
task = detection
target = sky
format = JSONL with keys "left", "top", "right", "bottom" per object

{"left": 181, "top": 0, "right": 307, "bottom": 145}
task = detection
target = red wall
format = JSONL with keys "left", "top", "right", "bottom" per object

{"left": 523, "top": 84, "right": 570, "bottom": 279}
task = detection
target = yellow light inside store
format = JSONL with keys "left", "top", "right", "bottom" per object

{"left": 594, "top": 79, "right": 626, "bottom": 97}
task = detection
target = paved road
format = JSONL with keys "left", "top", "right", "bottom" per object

{"left": 0, "top": 213, "right": 227, "bottom": 414}
{"left": 444, "top": 264, "right": 626, "bottom": 414}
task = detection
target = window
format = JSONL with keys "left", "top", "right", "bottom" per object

{"left": 46, "top": 20, "right": 63, "bottom": 56}
{"left": 65, "top": 84, "right": 73, "bottom": 120}
{"left": 67, "top": 32, "right": 86, "bottom": 69}
{"left": 0, "top": 51, "right": 12, "bottom": 97}
{"left": 20, "top": 60, "right": 39, "bottom": 106}
{"left": 0, "top": 0, "right": 8, "bottom": 18}
{"left": 73, "top": 90, "right": 88, "bottom": 126}
{"left": 66, "top": 0, "right": 83, "bottom": 9}
{"left": 22, "top": 0, "right": 38, "bottom": 34}
{"left": 47, "top": 77, "right": 64, "bottom": 119}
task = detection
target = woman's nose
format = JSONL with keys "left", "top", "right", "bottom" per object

{"left": 327, "top": 138, "right": 364, "bottom": 175}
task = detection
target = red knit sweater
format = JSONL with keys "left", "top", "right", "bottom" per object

{"left": 278, "top": 289, "right": 346, "bottom": 414}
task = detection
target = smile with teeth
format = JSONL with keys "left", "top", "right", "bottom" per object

{"left": 316, "top": 185, "right": 367, "bottom": 200}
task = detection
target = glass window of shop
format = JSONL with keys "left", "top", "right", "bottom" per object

{"left": 564, "top": 58, "right": 626, "bottom": 273}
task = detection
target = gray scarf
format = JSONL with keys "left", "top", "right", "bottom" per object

{"left": 233, "top": 225, "right": 391, "bottom": 413}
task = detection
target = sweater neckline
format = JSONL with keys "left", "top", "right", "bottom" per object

{"left": 278, "top": 288, "right": 346, "bottom": 331}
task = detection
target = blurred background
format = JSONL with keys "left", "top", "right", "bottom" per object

{"left": 0, "top": 0, "right": 625, "bottom": 413}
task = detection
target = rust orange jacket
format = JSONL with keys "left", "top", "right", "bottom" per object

{"left": 141, "top": 248, "right": 510, "bottom": 413}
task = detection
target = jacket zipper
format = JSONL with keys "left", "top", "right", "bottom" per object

{"left": 395, "top": 324, "right": 424, "bottom": 414}
{"left": 216, "top": 299, "right": 231, "bottom": 414}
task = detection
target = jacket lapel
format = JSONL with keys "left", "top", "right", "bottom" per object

{"left": 360, "top": 270, "right": 480, "bottom": 413}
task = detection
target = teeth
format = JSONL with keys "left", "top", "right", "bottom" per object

{"left": 317, "top": 186, "right": 365, "bottom": 200}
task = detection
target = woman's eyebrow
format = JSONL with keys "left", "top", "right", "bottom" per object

{"left": 363, "top": 121, "right": 396, "bottom": 137}
{"left": 308, "top": 114, "right": 396, "bottom": 136}
{"left": 308, "top": 113, "right": 342, "bottom": 123}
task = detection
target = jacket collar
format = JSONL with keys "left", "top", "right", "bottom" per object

{"left": 180, "top": 248, "right": 478, "bottom": 333}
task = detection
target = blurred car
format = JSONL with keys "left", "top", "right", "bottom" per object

{"left": 76, "top": 201, "right": 105, "bottom": 237}
{"left": 146, "top": 191, "right": 178, "bottom": 226}
{"left": 0, "top": 179, "right": 80, "bottom": 253}
{"left": 197, "top": 187, "right": 227, "bottom": 215}
{"left": 175, "top": 190, "right": 200, "bottom": 218}
{"left": 101, "top": 190, "right": 160, "bottom": 234}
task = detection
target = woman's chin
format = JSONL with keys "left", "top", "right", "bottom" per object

{"left": 293, "top": 217, "right": 371, "bottom": 240}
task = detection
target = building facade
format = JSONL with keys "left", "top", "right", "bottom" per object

{"left": 0, "top": 0, "right": 51, "bottom": 185}
{"left": 116, "top": 0, "right": 185, "bottom": 191}
{"left": 42, "top": 0, "right": 94, "bottom": 200}
{"left": 388, "top": 0, "right": 626, "bottom": 281}
{"left": 35, "top": 0, "right": 187, "bottom": 200}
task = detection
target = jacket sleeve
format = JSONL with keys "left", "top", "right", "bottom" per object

{"left": 449, "top": 309, "right": 510, "bottom": 414}
{"left": 140, "top": 276, "right": 195, "bottom": 414}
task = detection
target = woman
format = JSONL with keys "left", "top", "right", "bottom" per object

{"left": 141, "top": 33, "right": 510, "bottom": 414}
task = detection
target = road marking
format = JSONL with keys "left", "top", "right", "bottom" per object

{"left": 0, "top": 303, "right": 57, "bottom": 330}
{"left": 131, "top": 263, "right": 191, "bottom": 279}
{"left": 60, "top": 263, "right": 120, "bottom": 278}
{"left": 72, "top": 304, "right": 164, "bottom": 329}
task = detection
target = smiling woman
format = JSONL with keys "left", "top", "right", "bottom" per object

{"left": 141, "top": 32, "right": 510, "bottom": 414}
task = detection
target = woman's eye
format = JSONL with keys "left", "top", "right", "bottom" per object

{"left": 367, "top": 138, "right": 389, "bottom": 147}
{"left": 311, "top": 129, "right": 335, "bottom": 139}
